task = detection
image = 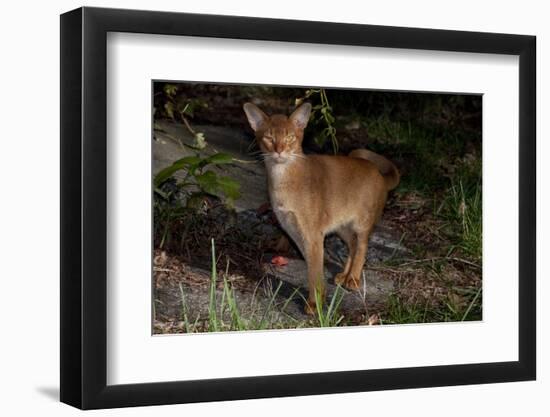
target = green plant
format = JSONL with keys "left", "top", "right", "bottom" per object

{"left": 157, "top": 84, "right": 207, "bottom": 121}
{"left": 382, "top": 295, "right": 429, "bottom": 324}
{"left": 154, "top": 153, "right": 241, "bottom": 208}
{"left": 155, "top": 83, "right": 209, "bottom": 149}
{"left": 177, "top": 240, "right": 300, "bottom": 333}
{"left": 381, "top": 285, "right": 482, "bottom": 325}
{"left": 314, "top": 285, "right": 345, "bottom": 327}
{"left": 179, "top": 282, "right": 200, "bottom": 333}
{"left": 176, "top": 240, "right": 351, "bottom": 333}
{"left": 441, "top": 177, "right": 482, "bottom": 261}
{"left": 153, "top": 153, "right": 240, "bottom": 250}
{"left": 459, "top": 287, "right": 482, "bottom": 321}
{"left": 298, "top": 88, "right": 339, "bottom": 154}
{"left": 154, "top": 195, "right": 187, "bottom": 249}
{"left": 208, "top": 238, "right": 220, "bottom": 332}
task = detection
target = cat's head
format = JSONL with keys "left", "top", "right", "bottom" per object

{"left": 243, "top": 102, "right": 311, "bottom": 164}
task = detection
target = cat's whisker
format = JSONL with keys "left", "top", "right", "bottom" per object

{"left": 257, "top": 152, "right": 274, "bottom": 162}
{"left": 290, "top": 153, "right": 307, "bottom": 161}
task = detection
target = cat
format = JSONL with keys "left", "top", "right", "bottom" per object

{"left": 243, "top": 102, "right": 400, "bottom": 315}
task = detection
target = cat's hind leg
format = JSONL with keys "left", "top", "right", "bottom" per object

{"left": 334, "top": 226, "right": 356, "bottom": 286}
{"left": 342, "top": 222, "right": 374, "bottom": 290}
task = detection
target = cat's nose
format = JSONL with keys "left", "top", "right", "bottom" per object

{"left": 275, "top": 143, "right": 285, "bottom": 154}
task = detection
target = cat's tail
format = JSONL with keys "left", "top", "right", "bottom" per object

{"left": 349, "top": 149, "right": 400, "bottom": 191}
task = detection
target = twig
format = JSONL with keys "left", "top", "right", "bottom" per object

{"left": 461, "top": 287, "right": 482, "bottom": 321}
{"left": 181, "top": 115, "right": 197, "bottom": 136}
{"left": 368, "top": 265, "right": 414, "bottom": 274}
{"left": 180, "top": 117, "right": 254, "bottom": 167}
{"left": 159, "top": 131, "right": 202, "bottom": 152}
{"left": 397, "top": 257, "right": 481, "bottom": 269}
{"left": 231, "top": 158, "right": 259, "bottom": 164}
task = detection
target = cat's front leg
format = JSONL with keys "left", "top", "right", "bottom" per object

{"left": 273, "top": 207, "right": 305, "bottom": 257}
{"left": 304, "top": 238, "right": 325, "bottom": 315}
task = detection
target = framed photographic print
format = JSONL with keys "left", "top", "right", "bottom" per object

{"left": 60, "top": 6, "right": 536, "bottom": 410}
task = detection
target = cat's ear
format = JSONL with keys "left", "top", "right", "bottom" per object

{"left": 243, "top": 103, "right": 269, "bottom": 132}
{"left": 289, "top": 103, "right": 312, "bottom": 130}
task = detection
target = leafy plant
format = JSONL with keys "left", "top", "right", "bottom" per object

{"left": 155, "top": 83, "right": 209, "bottom": 149}
{"left": 153, "top": 152, "right": 240, "bottom": 250}
{"left": 158, "top": 84, "right": 208, "bottom": 120}
{"left": 297, "top": 88, "right": 339, "bottom": 154}
{"left": 154, "top": 152, "right": 240, "bottom": 209}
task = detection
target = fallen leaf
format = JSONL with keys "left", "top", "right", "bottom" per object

{"left": 367, "top": 314, "right": 380, "bottom": 326}
{"left": 271, "top": 255, "right": 289, "bottom": 266}
{"left": 153, "top": 251, "right": 168, "bottom": 266}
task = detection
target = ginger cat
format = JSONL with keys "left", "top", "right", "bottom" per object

{"left": 243, "top": 102, "right": 400, "bottom": 315}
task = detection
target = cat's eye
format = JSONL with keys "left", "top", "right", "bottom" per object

{"left": 286, "top": 134, "right": 296, "bottom": 142}
{"left": 264, "top": 135, "right": 275, "bottom": 144}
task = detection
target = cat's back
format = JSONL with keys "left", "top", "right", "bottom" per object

{"left": 305, "top": 154, "right": 387, "bottom": 202}
{"left": 306, "top": 154, "right": 382, "bottom": 179}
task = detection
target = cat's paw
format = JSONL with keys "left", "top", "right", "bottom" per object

{"left": 343, "top": 275, "right": 361, "bottom": 290}
{"left": 334, "top": 272, "right": 348, "bottom": 285}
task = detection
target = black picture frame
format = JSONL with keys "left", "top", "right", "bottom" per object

{"left": 60, "top": 6, "right": 536, "bottom": 410}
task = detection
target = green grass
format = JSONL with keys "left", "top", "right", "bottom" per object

{"left": 362, "top": 115, "right": 476, "bottom": 194}
{"left": 208, "top": 238, "right": 219, "bottom": 331}
{"left": 438, "top": 176, "right": 482, "bottom": 261}
{"left": 154, "top": 198, "right": 187, "bottom": 250}
{"left": 362, "top": 114, "right": 482, "bottom": 262}
{"left": 381, "top": 285, "right": 482, "bottom": 325}
{"left": 177, "top": 239, "right": 347, "bottom": 333}
{"left": 314, "top": 285, "right": 345, "bottom": 327}
{"left": 175, "top": 237, "right": 482, "bottom": 332}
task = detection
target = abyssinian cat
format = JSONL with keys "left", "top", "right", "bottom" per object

{"left": 243, "top": 102, "right": 400, "bottom": 315}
